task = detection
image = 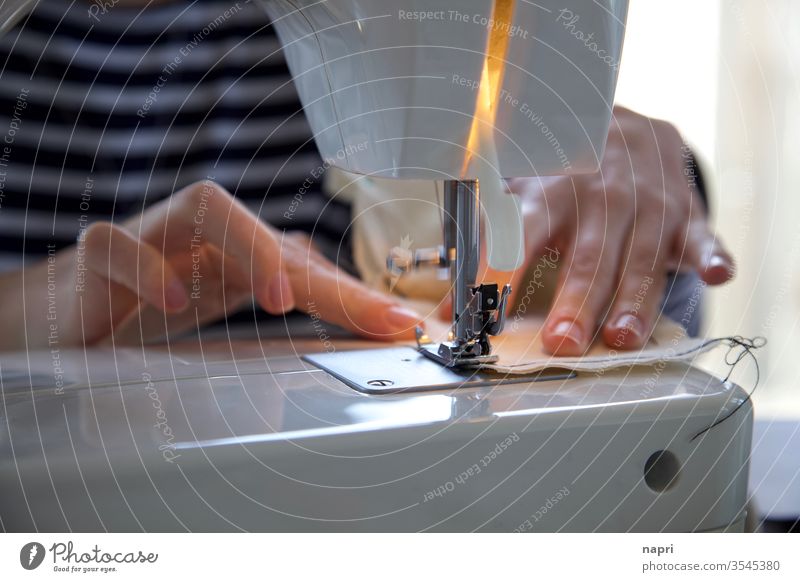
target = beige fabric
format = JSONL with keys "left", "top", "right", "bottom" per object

{"left": 410, "top": 301, "right": 722, "bottom": 374}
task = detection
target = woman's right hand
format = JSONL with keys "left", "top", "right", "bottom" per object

{"left": 2, "top": 180, "right": 422, "bottom": 350}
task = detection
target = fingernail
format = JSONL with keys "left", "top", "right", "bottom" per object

{"left": 612, "top": 313, "right": 644, "bottom": 342}
{"left": 268, "top": 272, "right": 295, "bottom": 313}
{"left": 384, "top": 305, "right": 422, "bottom": 331}
{"left": 709, "top": 254, "right": 734, "bottom": 274}
{"left": 705, "top": 254, "right": 735, "bottom": 284}
{"left": 165, "top": 280, "right": 188, "bottom": 310}
{"left": 550, "top": 318, "right": 584, "bottom": 348}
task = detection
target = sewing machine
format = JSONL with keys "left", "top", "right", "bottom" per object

{"left": 0, "top": 334, "right": 751, "bottom": 532}
{"left": 265, "top": 0, "right": 621, "bottom": 384}
{"left": 0, "top": 0, "right": 753, "bottom": 532}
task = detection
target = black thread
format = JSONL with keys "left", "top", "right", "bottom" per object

{"left": 690, "top": 336, "right": 767, "bottom": 442}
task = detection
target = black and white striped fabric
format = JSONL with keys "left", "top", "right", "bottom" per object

{"left": 0, "top": 0, "right": 350, "bottom": 271}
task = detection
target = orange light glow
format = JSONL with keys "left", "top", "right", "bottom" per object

{"left": 462, "top": 0, "right": 516, "bottom": 178}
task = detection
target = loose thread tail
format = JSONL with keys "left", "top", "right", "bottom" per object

{"left": 690, "top": 336, "right": 767, "bottom": 442}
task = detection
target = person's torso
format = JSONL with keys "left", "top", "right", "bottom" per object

{"left": 0, "top": 0, "right": 350, "bottom": 270}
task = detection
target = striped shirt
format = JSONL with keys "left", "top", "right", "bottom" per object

{"left": 0, "top": 0, "right": 351, "bottom": 271}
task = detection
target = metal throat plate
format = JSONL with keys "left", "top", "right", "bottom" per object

{"left": 303, "top": 346, "right": 575, "bottom": 395}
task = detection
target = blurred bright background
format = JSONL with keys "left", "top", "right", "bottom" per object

{"left": 615, "top": 0, "right": 800, "bottom": 417}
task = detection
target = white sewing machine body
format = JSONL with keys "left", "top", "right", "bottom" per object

{"left": 0, "top": 331, "right": 750, "bottom": 532}
{"left": 261, "top": 0, "right": 627, "bottom": 179}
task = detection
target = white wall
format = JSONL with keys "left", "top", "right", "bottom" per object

{"left": 615, "top": 0, "right": 721, "bottom": 161}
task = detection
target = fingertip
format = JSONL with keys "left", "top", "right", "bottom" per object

{"left": 603, "top": 313, "right": 646, "bottom": 350}
{"left": 164, "top": 279, "right": 189, "bottom": 312}
{"left": 700, "top": 254, "right": 735, "bottom": 285}
{"left": 386, "top": 326, "right": 419, "bottom": 341}
{"left": 337, "top": 302, "right": 425, "bottom": 341}
{"left": 279, "top": 271, "right": 296, "bottom": 311}
{"left": 381, "top": 305, "right": 424, "bottom": 338}
{"left": 263, "top": 271, "right": 295, "bottom": 314}
{"left": 542, "top": 318, "right": 586, "bottom": 356}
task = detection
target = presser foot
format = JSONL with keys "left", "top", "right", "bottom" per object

{"left": 415, "top": 327, "right": 499, "bottom": 369}
{"left": 414, "top": 282, "right": 511, "bottom": 369}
